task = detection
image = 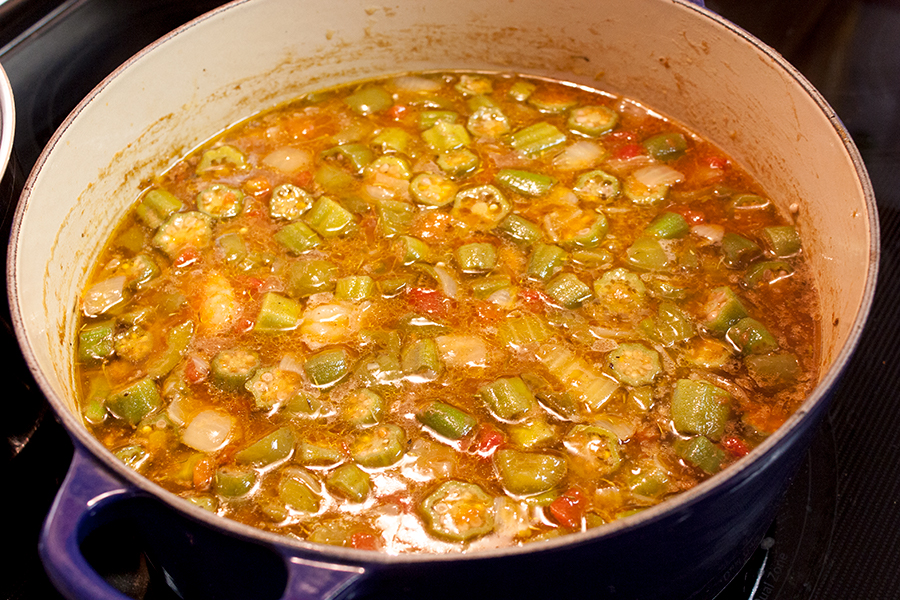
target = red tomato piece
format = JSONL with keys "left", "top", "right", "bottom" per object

{"left": 174, "top": 247, "right": 200, "bottom": 268}
{"left": 474, "top": 301, "right": 506, "bottom": 323}
{"left": 292, "top": 170, "right": 314, "bottom": 188}
{"left": 386, "top": 104, "right": 409, "bottom": 121}
{"left": 722, "top": 436, "right": 750, "bottom": 457}
{"left": 518, "top": 288, "right": 552, "bottom": 313}
{"left": 705, "top": 154, "right": 728, "bottom": 170}
{"left": 667, "top": 204, "right": 706, "bottom": 225}
{"left": 406, "top": 287, "right": 455, "bottom": 318}
{"left": 613, "top": 143, "right": 644, "bottom": 161}
{"left": 548, "top": 487, "right": 588, "bottom": 529}
{"left": 468, "top": 424, "right": 506, "bottom": 458}
{"left": 349, "top": 532, "right": 380, "bottom": 550}
{"left": 184, "top": 355, "right": 209, "bottom": 384}
{"left": 192, "top": 457, "right": 215, "bottom": 491}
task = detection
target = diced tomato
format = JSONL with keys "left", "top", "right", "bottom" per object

{"left": 468, "top": 424, "right": 505, "bottom": 458}
{"left": 413, "top": 211, "right": 453, "bottom": 241}
{"left": 721, "top": 436, "right": 750, "bottom": 458}
{"left": 667, "top": 204, "right": 706, "bottom": 225}
{"left": 605, "top": 130, "right": 639, "bottom": 144}
{"left": 349, "top": 532, "right": 380, "bottom": 550}
{"left": 474, "top": 301, "right": 506, "bottom": 323}
{"left": 192, "top": 457, "right": 215, "bottom": 491}
{"left": 385, "top": 104, "right": 409, "bottom": 121}
{"left": 174, "top": 247, "right": 200, "bottom": 268}
{"left": 406, "top": 287, "right": 455, "bottom": 318}
{"left": 704, "top": 154, "right": 729, "bottom": 170}
{"left": 518, "top": 288, "right": 553, "bottom": 313}
{"left": 184, "top": 355, "right": 209, "bottom": 384}
{"left": 235, "top": 317, "right": 255, "bottom": 334}
{"left": 292, "top": 170, "right": 314, "bottom": 188}
{"left": 548, "top": 487, "right": 587, "bottom": 530}
{"left": 612, "top": 143, "right": 644, "bottom": 161}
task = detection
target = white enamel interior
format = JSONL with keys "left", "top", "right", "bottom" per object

{"left": 9, "top": 0, "right": 876, "bottom": 530}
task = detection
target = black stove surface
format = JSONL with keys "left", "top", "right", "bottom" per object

{"left": 1, "top": 1, "right": 898, "bottom": 599}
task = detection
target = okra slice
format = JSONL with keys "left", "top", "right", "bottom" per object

{"left": 573, "top": 169, "right": 620, "bottom": 203}
{"left": 326, "top": 463, "right": 372, "bottom": 503}
{"left": 494, "top": 169, "right": 557, "bottom": 198}
{"left": 640, "top": 301, "right": 695, "bottom": 346}
{"left": 420, "top": 480, "right": 495, "bottom": 542}
{"left": 545, "top": 273, "right": 592, "bottom": 308}
{"left": 269, "top": 183, "right": 314, "bottom": 221}
{"left": 726, "top": 317, "right": 778, "bottom": 355}
{"left": 671, "top": 379, "right": 731, "bottom": 441}
{"left": 215, "top": 465, "right": 258, "bottom": 499}
{"left": 274, "top": 221, "right": 323, "bottom": 254}
{"left": 527, "top": 89, "right": 577, "bottom": 114}
{"left": 287, "top": 259, "right": 338, "bottom": 297}
{"left": 196, "top": 145, "right": 247, "bottom": 174}
{"left": 470, "top": 274, "right": 511, "bottom": 300}
{"left": 607, "top": 343, "right": 662, "bottom": 387}
{"left": 527, "top": 243, "right": 568, "bottom": 281}
{"left": 136, "top": 188, "right": 183, "bottom": 229}
{"left": 451, "top": 185, "right": 511, "bottom": 230}
{"left": 436, "top": 148, "right": 480, "bottom": 177}
{"left": 245, "top": 367, "right": 304, "bottom": 411}
{"left": 674, "top": 435, "right": 725, "bottom": 474}
{"left": 78, "top": 320, "right": 115, "bottom": 364}
{"left": 508, "top": 79, "right": 536, "bottom": 101}
{"left": 467, "top": 104, "right": 511, "bottom": 138}
{"left": 409, "top": 173, "right": 457, "bottom": 207}
{"left": 235, "top": 427, "right": 296, "bottom": 467}
{"left": 625, "top": 236, "right": 672, "bottom": 271}
{"left": 455, "top": 242, "right": 497, "bottom": 273}
{"left": 297, "top": 442, "right": 343, "bottom": 466}
{"left": 493, "top": 448, "right": 567, "bottom": 495}
{"left": 344, "top": 85, "right": 392, "bottom": 115}
{"left": 417, "top": 401, "right": 477, "bottom": 439}
{"left": 111, "top": 326, "right": 151, "bottom": 363}
{"left": 210, "top": 348, "right": 261, "bottom": 391}
{"left": 508, "top": 122, "right": 567, "bottom": 157}
{"left": 699, "top": 286, "right": 749, "bottom": 333}
{"left": 372, "top": 127, "right": 414, "bottom": 154}
{"left": 644, "top": 212, "right": 689, "bottom": 239}
{"left": 397, "top": 235, "right": 432, "bottom": 265}
{"left": 497, "top": 214, "right": 542, "bottom": 246}
{"left": 304, "top": 348, "right": 352, "bottom": 389}
{"left": 564, "top": 424, "right": 622, "bottom": 477}
{"left": 567, "top": 105, "right": 619, "bottom": 136}
{"left": 254, "top": 292, "right": 303, "bottom": 332}
{"left": 106, "top": 377, "right": 162, "bottom": 426}
{"left": 335, "top": 276, "right": 375, "bottom": 301}
{"left": 151, "top": 211, "right": 213, "bottom": 259}
{"left": 761, "top": 225, "right": 802, "bottom": 257}
{"left": 304, "top": 196, "right": 356, "bottom": 238}
{"left": 342, "top": 389, "right": 385, "bottom": 426}
{"left": 593, "top": 268, "right": 647, "bottom": 315}
{"left": 350, "top": 423, "right": 407, "bottom": 468}
{"left": 721, "top": 232, "right": 762, "bottom": 268}
{"left": 455, "top": 74, "right": 493, "bottom": 96}
{"left": 423, "top": 120, "right": 472, "bottom": 152}
{"left": 196, "top": 184, "right": 244, "bottom": 219}
{"left": 642, "top": 132, "right": 688, "bottom": 161}
{"left": 745, "top": 352, "right": 801, "bottom": 389}
{"left": 479, "top": 376, "right": 536, "bottom": 420}
{"left": 278, "top": 467, "right": 321, "bottom": 512}
{"left": 561, "top": 212, "right": 609, "bottom": 249}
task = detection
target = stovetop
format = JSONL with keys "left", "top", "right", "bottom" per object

{"left": 1, "top": 1, "right": 898, "bottom": 599}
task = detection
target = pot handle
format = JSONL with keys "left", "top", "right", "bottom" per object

{"left": 277, "top": 555, "right": 368, "bottom": 600}
{"left": 39, "top": 449, "right": 140, "bottom": 600}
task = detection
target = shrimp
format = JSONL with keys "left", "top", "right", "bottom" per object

{"left": 299, "top": 301, "right": 364, "bottom": 349}
{"left": 197, "top": 271, "right": 239, "bottom": 334}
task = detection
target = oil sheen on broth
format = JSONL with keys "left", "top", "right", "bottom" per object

{"left": 74, "top": 72, "right": 819, "bottom": 553}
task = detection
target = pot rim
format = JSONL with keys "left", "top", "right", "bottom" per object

{"left": 8, "top": 0, "right": 880, "bottom": 568}
{"left": 0, "top": 60, "right": 14, "bottom": 178}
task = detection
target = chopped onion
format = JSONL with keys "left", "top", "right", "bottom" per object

{"left": 390, "top": 75, "right": 442, "bottom": 93}
{"left": 633, "top": 164, "right": 684, "bottom": 188}
{"left": 82, "top": 275, "right": 126, "bottom": 317}
{"left": 278, "top": 353, "right": 306, "bottom": 374}
{"left": 692, "top": 223, "right": 725, "bottom": 243}
{"left": 262, "top": 147, "right": 311, "bottom": 174}
{"left": 433, "top": 264, "right": 459, "bottom": 299}
{"left": 552, "top": 140, "right": 606, "bottom": 171}
{"left": 435, "top": 334, "right": 488, "bottom": 368}
{"left": 166, "top": 396, "right": 189, "bottom": 427}
{"left": 182, "top": 409, "right": 234, "bottom": 453}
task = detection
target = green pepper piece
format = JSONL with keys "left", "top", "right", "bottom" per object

{"left": 254, "top": 292, "right": 303, "bottom": 332}
{"left": 745, "top": 352, "right": 801, "bottom": 389}
{"left": 314, "top": 163, "right": 356, "bottom": 193}
{"left": 567, "top": 105, "right": 619, "bottom": 136}
{"left": 210, "top": 348, "right": 261, "bottom": 391}
{"left": 607, "top": 343, "right": 662, "bottom": 387}
{"left": 305, "top": 196, "right": 356, "bottom": 238}
{"left": 454, "top": 74, "right": 493, "bottom": 96}
{"left": 350, "top": 423, "right": 407, "bottom": 467}
{"left": 417, "top": 401, "right": 477, "bottom": 439}
{"left": 215, "top": 465, "right": 258, "bottom": 498}
{"left": 527, "top": 243, "right": 568, "bottom": 281}
{"left": 304, "top": 348, "right": 351, "bottom": 388}
{"left": 479, "top": 377, "right": 536, "bottom": 420}
{"left": 699, "top": 286, "right": 748, "bottom": 333}
{"left": 642, "top": 132, "right": 688, "bottom": 161}
{"left": 545, "top": 273, "right": 593, "bottom": 308}
{"left": 744, "top": 260, "right": 794, "bottom": 288}
{"left": 107, "top": 377, "right": 162, "bottom": 426}
{"left": 455, "top": 242, "right": 497, "bottom": 273}
{"left": 508, "top": 418, "right": 556, "bottom": 449}
{"left": 721, "top": 232, "right": 762, "bottom": 268}
{"left": 625, "top": 236, "right": 671, "bottom": 271}
{"left": 196, "top": 184, "right": 244, "bottom": 219}
{"left": 420, "top": 480, "right": 495, "bottom": 542}
{"left": 115, "top": 445, "right": 149, "bottom": 470}
{"left": 645, "top": 212, "right": 689, "bottom": 239}
{"left": 376, "top": 199, "right": 417, "bottom": 238}
{"left": 397, "top": 236, "right": 433, "bottom": 265}
{"left": 671, "top": 379, "right": 731, "bottom": 441}
{"left": 326, "top": 463, "right": 372, "bottom": 503}
{"left": 494, "top": 449, "right": 567, "bottom": 495}
{"left": 297, "top": 442, "right": 343, "bottom": 466}
{"left": 494, "top": 169, "right": 557, "bottom": 197}
{"left": 674, "top": 436, "right": 725, "bottom": 474}
{"left": 78, "top": 320, "right": 115, "bottom": 364}
{"left": 761, "top": 225, "right": 802, "bottom": 257}
{"left": 278, "top": 467, "right": 321, "bottom": 512}
{"left": 135, "top": 188, "right": 183, "bottom": 229}
{"left": 321, "top": 143, "right": 374, "bottom": 174}
{"left": 727, "top": 317, "right": 778, "bottom": 355}
{"left": 344, "top": 86, "right": 392, "bottom": 115}
{"left": 235, "top": 427, "right": 296, "bottom": 467}
{"left": 287, "top": 258, "right": 338, "bottom": 297}
{"left": 146, "top": 320, "right": 194, "bottom": 379}
{"left": 561, "top": 212, "right": 609, "bottom": 249}
{"left": 372, "top": 127, "right": 414, "bottom": 154}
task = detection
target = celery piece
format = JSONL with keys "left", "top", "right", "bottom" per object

{"left": 380, "top": 276, "right": 414, "bottom": 297}
{"left": 326, "top": 463, "right": 372, "bottom": 503}
{"left": 78, "top": 320, "right": 115, "bottom": 364}
{"left": 270, "top": 183, "right": 314, "bottom": 221}
{"left": 455, "top": 242, "right": 497, "bottom": 273}
{"left": 344, "top": 86, "right": 392, "bottom": 115}
{"left": 527, "top": 243, "right": 567, "bottom": 281}
{"left": 564, "top": 424, "right": 622, "bottom": 476}
{"left": 699, "top": 286, "right": 748, "bottom": 333}
{"left": 671, "top": 379, "right": 731, "bottom": 441}
{"left": 245, "top": 367, "right": 304, "bottom": 411}
{"left": 274, "top": 221, "right": 322, "bottom": 254}
{"left": 625, "top": 236, "right": 671, "bottom": 271}
{"left": 593, "top": 268, "right": 647, "bottom": 315}
{"left": 115, "top": 225, "right": 146, "bottom": 254}
{"left": 508, "top": 418, "right": 556, "bottom": 449}
{"left": 508, "top": 80, "right": 536, "bottom": 102}
{"left": 152, "top": 211, "right": 213, "bottom": 259}
{"left": 643, "top": 132, "right": 688, "bottom": 161}
{"left": 745, "top": 352, "right": 801, "bottom": 389}
{"left": 314, "top": 163, "right": 356, "bottom": 193}
{"left": 727, "top": 317, "right": 778, "bottom": 355}
{"left": 83, "top": 374, "right": 110, "bottom": 424}
{"left": 455, "top": 74, "right": 494, "bottom": 96}
{"left": 479, "top": 377, "right": 536, "bottom": 420}
{"left": 451, "top": 185, "right": 511, "bottom": 230}
{"left": 217, "top": 232, "right": 248, "bottom": 267}
{"left": 744, "top": 260, "right": 794, "bottom": 288}
{"left": 417, "top": 401, "right": 476, "bottom": 439}
{"left": 287, "top": 259, "right": 338, "bottom": 297}
{"left": 304, "top": 348, "right": 351, "bottom": 388}
{"left": 210, "top": 348, "right": 261, "bottom": 391}
{"left": 498, "top": 315, "right": 553, "bottom": 348}
{"left": 418, "top": 110, "right": 459, "bottom": 130}
{"left": 146, "top": 320, "right": 194, "bottom": 379}
{"left": 423, "top": 121, "right": 472, "bottom": 152}
{"left": 305, "top": 196, "right": 356, "bottom": 238}
{"left": 335, "top": 275, "right": 375, "bottom": 301}
{"left": 545, "top": 273, "right": 592, "bottom": 308}
{"left": 350, "top": 423, "right": 407, "bottom": 467}
{"left": 467, "top": 105, "right": 511, "bottom": 138}
{"left": 196, "top": 184, "right": 244, "bottom": 219}
{"left": 254, "top": 292, "right": 303, "bottom": 332}
{"left": 494, "top": 449, "right": 567, "bottom": 495}
{"left": 436, "top": 148, "right": 480, "bottom": 177}
{"left": 215, "top": 465, "right": 258, "bottom": 498}
{"left": 343, "top": 389, "right": 385, "bottom": 426}
{"left": 397, "top": 235, "right": 432, "bottom": 265}
{"left": 674, "top": 436, "right": 725, "bottom": 474}
{"left": 561, "top": 212, "right": 609, "bottom": 249}
{"left": 107, "top": 377, "right": 162, "bottom": 426}
{"left": 470, "top": 274, "right": 511, "bottom": 300}
{"left": 573, "top": 169, "right": 620, "bottom": 203}
{"left": 401, "top": 338, "right": 443, "bottom": 379}
{"left": 235, "top": 427, "right": 296, "bottom": 467}
{"left": 136, "top": 188, "right": 183, "bottom": 229}
{"left": 398, "top": 313, "right": 450, "bottom": 337}
{"left": 196, "top": 145, "right": 247, "bottom": 174}
{"left": 420, "top": 480, "right": 495, "bottom": 542}
{"left": 567, "top": 105, "right": 619, "bottom": 136}
{"left": 645, "top": 212, "right": 689, "bottom": 239}
{"left": 497, "top": 214, "right": 542, "bottom": 246}
{"left": 278, "top": 467, "right": 321, "bottom": 512}
{"left": 372, "top": 127, "right": 414, "bottom": 154}
{"left": 607, "top": 343, "right": 662, "bottom": 387}
{"left": 495, "top": 169, "right": 557, "bottom": 197}
{"left": 376, "top": 199, "right": 416, "bottom": 237}
{"left": 508, "top": 122, "right": 567, "bottom": 157}
{"left": 409, "top": 173, "right": 458, "bottom": 207}
{"left": 721, "top": 232, "right": 762, "bottom": 268}
{"left": 761, "top": 225, "right": 802, "bottom": 257}
{"left": 536, "top": 343, "right": 619, "bottom": 411}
